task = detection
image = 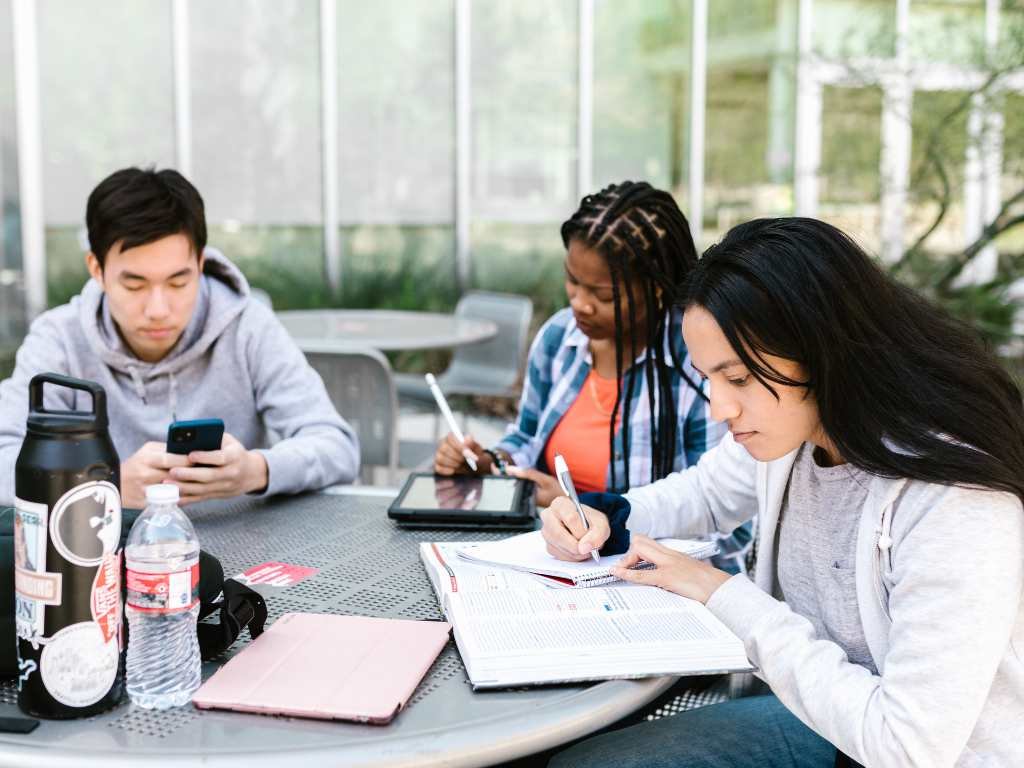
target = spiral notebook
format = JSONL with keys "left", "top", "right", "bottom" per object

{"left": 456, "top": 530, "right": 718, "bottom": 588}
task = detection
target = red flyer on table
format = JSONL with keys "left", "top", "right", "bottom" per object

{"left": 232, "top": 562, "right": 318, "bottom": 598}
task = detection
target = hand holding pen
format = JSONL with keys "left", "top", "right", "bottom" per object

{"left": 553, "top": 454, "right": 602, "bottom": 563}
{"left": 539, "top": 491, "right": 612, "bottom": 563}
{"left": 426, "top": 373, "right": 479, "bottom": 473}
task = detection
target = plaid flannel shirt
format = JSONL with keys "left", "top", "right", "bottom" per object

{"left": 495, "top": 307, "right": 753, "bottom": 574}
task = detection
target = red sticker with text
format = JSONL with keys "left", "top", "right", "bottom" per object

{"left": 126, "top": 559, "right": 199, "bottom": 614}
{"left": 90, "top": 552, "right": 122, "bottom": 644}
{"left": 230, "top": 561, "right": 319, "bottom": 599}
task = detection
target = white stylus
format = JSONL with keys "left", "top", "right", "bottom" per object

{"left": 554, "top": 454, "right": 601, "bottom": 563}
{"left": 425, "top": 373, "right": 478, "bottom": 472}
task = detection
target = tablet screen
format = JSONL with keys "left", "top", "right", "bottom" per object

{"left": 397, "top": 476, "right": 518, "bottom": 513}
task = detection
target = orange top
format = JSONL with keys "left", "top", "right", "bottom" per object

{"left": 543, "top": 370, "right": 621, "bottom": 494}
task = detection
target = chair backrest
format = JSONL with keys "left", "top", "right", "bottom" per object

{"left": 250, "top": 287, "right": 274, "bottom": 309}
{"left": 305, "top": 348, "right": 398, "bottom": 484}
{"left": 446, "top": 291, "right": 534, "bottom": 393}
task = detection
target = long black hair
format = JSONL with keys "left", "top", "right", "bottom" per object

{"left": 561, "top": 181, "right": 703, "bottom": 491}
{"left": 684, "top": 217, "right": 1024, "bottom": 501}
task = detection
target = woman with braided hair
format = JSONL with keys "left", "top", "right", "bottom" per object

{"left": 434, "top": 180, "right": 752, "bottom": 573}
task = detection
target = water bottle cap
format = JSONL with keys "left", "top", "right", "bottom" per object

{"left": 145, "top": 484, "right": 180, "bottom": 504}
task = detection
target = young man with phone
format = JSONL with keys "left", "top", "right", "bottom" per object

{"left": 0, "top": 167, "right": 360, "bottom": 508}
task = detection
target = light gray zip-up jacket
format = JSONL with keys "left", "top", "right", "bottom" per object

{"left": 625, "top": 432, "right": 1024, "bottom": 768}
{"left": 0, "top": 250, "right": 359, "bottom": 505}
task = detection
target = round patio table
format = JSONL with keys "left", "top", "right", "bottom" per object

{"left": 0, "top": 490, "right": 677, "bottom": 768}
{"left": 276, "top": 310, "right": 498, "bottom": 353}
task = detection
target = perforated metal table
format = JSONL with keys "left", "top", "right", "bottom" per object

{"left": 0, "top": 491, "right": 676, "bottom": 767}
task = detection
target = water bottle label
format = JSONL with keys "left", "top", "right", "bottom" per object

{"left": 126, "top": 559, "right": 200, "bottom": 613}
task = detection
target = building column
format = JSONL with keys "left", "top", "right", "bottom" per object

{"left": 454, "top": 0, "right": 472, "bottom": 291}
{"left": 793, "top": 0, "right": 820, "bottom": 218}
{"left": 878, "top": 0, "right": 911, "bottom": 264}
{"left": 577, "top": 0, "right": 594, "bottom": 201}
{"left": 12, "top": 0, "right": 44, "bottom": 320}
{"left": 767, "top": 0, "right": 798, "bottom": 186}
{"left": 959, "top": 0, "right": 1002, "bottom": 285}
{"left": 319, "top": 0, "right": 341, "bottom": 293}
{"left": 171, "top": 0, "right": 192, "bottom": 179}
{"left": 688, "top": 0, "right": 707, "bottom": 247}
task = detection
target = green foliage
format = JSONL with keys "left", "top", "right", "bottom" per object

{"left": 0, "top": 347, "right": 14, "bottom": 380}
{"left": 471, "top": 221, "right": 568, "bottom": 322}
{"left": 46, "top": 228, "right": 90, "bottom": 307}
{"left": 890, "top": 250, "right": 1022, "bottom": 350}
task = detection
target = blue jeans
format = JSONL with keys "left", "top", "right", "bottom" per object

{"left": 548, "top": 694, "right": 837, "bottom": 768}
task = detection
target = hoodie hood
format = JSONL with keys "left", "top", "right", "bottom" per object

{"left": 75, "top": 248, "right": 251, "bottom": 417}
{"left": 78, "top": 247, "right": 250, "bottom": 375}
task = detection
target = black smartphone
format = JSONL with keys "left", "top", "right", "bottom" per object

{"left": 166, "top": 418, "right": 225, "bottom": 455}
{"left": 0, "top": 716, "right": 39, "bottom": 734}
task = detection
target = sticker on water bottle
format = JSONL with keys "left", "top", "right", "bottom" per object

{"left": 39, "top": 621, "right": 119, "bottom": 708}
{"left": 91, "top": 552, "right": 122, "bottom": 644}
{"left": 126, "top": 558, "right": 200, "bottom": 613}
{"left": 13, "top": 497, "right": 59, "bottom": 648}
{"left": 48, "top": 481, "right": 121, "bottom": 568}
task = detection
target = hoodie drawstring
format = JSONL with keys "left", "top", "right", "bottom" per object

{"left": 168, "top": 371, "right": 178, "bottom": 423}
{"left": 127, "top": 366, "right": 178, "bottom": 423}
{"left": 127, "top": 366, "right": 147, "bottom": 405}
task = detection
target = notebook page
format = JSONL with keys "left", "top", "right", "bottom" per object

{"left": 456, "top": 530, "right": 717, "bottom": 582}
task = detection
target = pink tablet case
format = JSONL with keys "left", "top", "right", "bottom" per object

{"left": 192, "top": 612, "right": 452, "bottom": 724}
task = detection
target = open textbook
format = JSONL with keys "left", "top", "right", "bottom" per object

{"left": 457, "top": 530, "right": 718, "bottom": 588}
{"left": 420, "top": 541, "right": 753, "bottom": 689}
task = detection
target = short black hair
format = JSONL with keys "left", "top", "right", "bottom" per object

{"left": 86, "top": 167, "right": 207, "bottom": 268}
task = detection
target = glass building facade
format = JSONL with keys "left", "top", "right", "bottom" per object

{"left": 1, "top": 0, "right": 1022, "bottom": 346}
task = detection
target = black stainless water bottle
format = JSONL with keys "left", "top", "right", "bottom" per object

{"left": 14, "top": 373, "right": 124, "bottom": 719}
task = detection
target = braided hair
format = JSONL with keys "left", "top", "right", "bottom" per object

{"left": 560, "top": 181, "right": 704, "bottom": 491}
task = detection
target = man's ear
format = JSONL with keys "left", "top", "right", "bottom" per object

{"left": 85, "top": 252, "right": 105, "bottom": 289}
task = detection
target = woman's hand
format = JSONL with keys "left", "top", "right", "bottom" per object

{"left": 507, "top": 466, "right": 564, "bottom": 507}
{"left": 611, "top": 534, "right": 732, "bottom": 604}
{"left": 433, "top": 433, "right": 489, "bottom": 476}
{"left": 540, "top": 496, "right": 610, "bottom": 561}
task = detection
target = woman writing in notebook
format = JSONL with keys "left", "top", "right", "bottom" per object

{"left": 543, "top": 217, "right": 1024, "bottom": 768}
{"left": 434, "top": 181, "right": 750, "bottom": 572}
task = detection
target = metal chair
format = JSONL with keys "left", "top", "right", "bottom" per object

{"left": 250, "top": 287, "right": 273, "bottom": 308}
{"left": 306, "top": 349, "right": 398, "bottom": 485}
{"left": 395, "top": 291, "right": 534, "bottom": 417}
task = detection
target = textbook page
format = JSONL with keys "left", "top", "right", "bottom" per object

{"left": 419, "top": 541, "right": 544, "bottom": 613}
{"left": 446, "top": 585, "right": 753, "bottom": 688}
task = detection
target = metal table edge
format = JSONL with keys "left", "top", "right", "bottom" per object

{"left": 0, "top": 676, "right": 678, "bottom": 768}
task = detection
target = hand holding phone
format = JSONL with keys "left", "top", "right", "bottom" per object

{"left": 166, "top": 432, "right": 269, "bottom": 504}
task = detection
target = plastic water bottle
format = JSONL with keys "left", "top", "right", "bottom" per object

{"left": 125, "top": 484, "right": 201, "bottom": 709}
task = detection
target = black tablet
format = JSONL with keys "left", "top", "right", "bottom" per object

{"left": 387, "top": 473, "right": 536, "bottom": 530}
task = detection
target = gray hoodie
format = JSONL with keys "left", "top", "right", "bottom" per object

{"left": 0, "top": 249, "right": 359, "bottom": 505}
{"left": 626, "top": 432, "right": 1023, "bottom": 768}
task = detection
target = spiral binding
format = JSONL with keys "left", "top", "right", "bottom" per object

{"left": 571, "top": 542, "right": 719, "bottom": 587}
{"left": 575, "top": 561, "right": 658, "bottom": 587}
